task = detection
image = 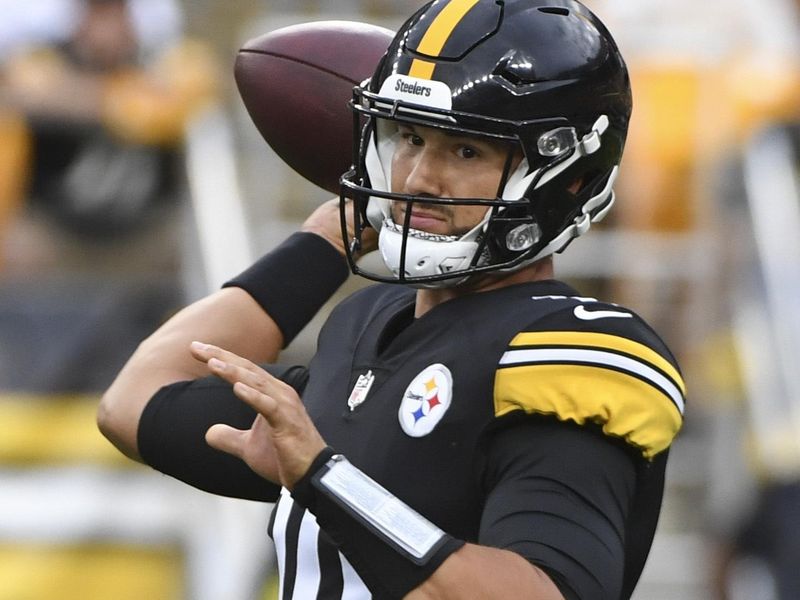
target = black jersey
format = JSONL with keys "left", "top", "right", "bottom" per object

{"left": 139, "top": 279, "right": 685, "bottom": 600}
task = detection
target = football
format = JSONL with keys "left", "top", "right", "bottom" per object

{"left": 235, "top": 21, "right": 394, "bottom": 194}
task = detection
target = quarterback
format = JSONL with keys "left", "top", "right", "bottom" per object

{"left": 99, "top": 1, "right": 685, "bottom": 599}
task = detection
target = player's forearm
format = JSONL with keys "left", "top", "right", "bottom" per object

{"left": 406, "top": 544, "right": 565, "bottom": 600}
{"left": 98, "top": 287, "right": 283, "bottom": 461}
{"left": 99, "top": 225, "right": 353, "bottom": 461}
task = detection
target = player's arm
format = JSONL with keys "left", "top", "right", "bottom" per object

{"left": 133, "top": 365, "right": 310, "bottom": 501}
{"left": 97, "top": 198, "right": 366, "bottom": 462}
{"left": 97, "top": 286, "right": 282, "bottom": 462}
{"left": 406, "top": 545, "right": 566, "bottom": 600}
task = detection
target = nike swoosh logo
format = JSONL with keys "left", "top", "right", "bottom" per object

{"left": 574, "top": 305, "right": 633, "bottom": 320}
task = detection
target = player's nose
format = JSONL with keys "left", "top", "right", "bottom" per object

{"left": 403, "top": 151, "right": 447, "bottom": 198}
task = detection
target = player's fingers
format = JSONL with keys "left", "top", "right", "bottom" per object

{"left": 193, "top": 343, "right": 298, "bottom": 404}
{"left": 231, "top": 381, "right": 282, "bottom": 423}
{"left": 230, "top": 380, "right": 308, "bottom": 438}
{"left": 194, "top": 344, "right": 306, "bottom": 429}
{"left": 205, "top": 356, "right": 288, "bottom": 402}
{"left": 205, "top": 423, "right": 249, "bottom": 459}
{"left": 190, "top": 341, "right": 261, "bottom": 374}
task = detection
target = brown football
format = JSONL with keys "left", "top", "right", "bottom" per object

{"left": 235, "top": 21, "right": 394, "bottom": 194}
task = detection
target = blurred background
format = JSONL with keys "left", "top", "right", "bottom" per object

{"left": 1, "top": 1, "right": 799, "bottom": 599}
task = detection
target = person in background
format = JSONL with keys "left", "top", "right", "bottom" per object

{"left": 0, "top": 0, "right": 218, "bottom": 252}
{"left": 0, "top": 0, "right": 220, "bottom": 392}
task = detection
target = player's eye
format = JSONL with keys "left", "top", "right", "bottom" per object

{"left": 397, "top": 125, "right": 424, "bottom": 147}
{"left": 456, "top": 145, "right": 479, "bottom": 159}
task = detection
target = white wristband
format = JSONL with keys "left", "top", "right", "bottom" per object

{"left": 314, "top": 455, "right": 447, "bottom": 563}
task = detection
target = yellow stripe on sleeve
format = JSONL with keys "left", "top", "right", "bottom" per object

{"left": 495, "top": 363, "right": 684, "bottom": 459}
{"left": 509, "top": 330, "right": 686, "bottom": 396}
{"left": 408, "top": 0, "right": 481, "bottom": 79}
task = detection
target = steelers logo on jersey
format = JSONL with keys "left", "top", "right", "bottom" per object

{"left": 398, "top": 363, "right": 453, "bottom": 437}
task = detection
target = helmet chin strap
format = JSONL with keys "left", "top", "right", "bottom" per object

{"left": 377, "top": 221, "right": 479, "bottom": 287}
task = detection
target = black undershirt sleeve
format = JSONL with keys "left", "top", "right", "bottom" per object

{"left": 137, "top": 364, "right": 309, "bottom": 502}
{"left": 478, "top": 415, "right": 639, "bottom": 600}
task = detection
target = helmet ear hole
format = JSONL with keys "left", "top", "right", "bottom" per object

{"left": 580, "top": 168, "right": 611, "bottom": 198}
{"left": 567, "top": 176, "right": 584, "bottom": 195}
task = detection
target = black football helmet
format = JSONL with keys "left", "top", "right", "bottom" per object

{"left": 340, "top": 0, "right": 632, "bottom": 287}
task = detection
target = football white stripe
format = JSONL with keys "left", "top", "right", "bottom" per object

{"left": 293, "top": 508, "right": 322, "bottom": 599}
{"left": 341, "top": 554, "right": 371, "bottom": 600}
{"left": 499, "top": 347, "right": 685, "bottom": 414}
{"left": 272, "top": 489, "right": 292, "bottom": 599}
{"left": 271, "top": 489, "right": 371, "bottom": 599}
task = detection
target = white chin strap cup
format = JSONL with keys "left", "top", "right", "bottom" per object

{"left": 378, "top": 223, "right": 478, "bottom": 283}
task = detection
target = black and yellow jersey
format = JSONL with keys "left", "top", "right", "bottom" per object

{"left": 294, "top": 279, "right": 682, "bottom": 599}
{"left": 139, "top": 279, "right": 685, "bottom": 600}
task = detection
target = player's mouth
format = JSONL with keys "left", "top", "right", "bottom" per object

{"left": 394, "top": 205, "right": 451, "bottom": 234}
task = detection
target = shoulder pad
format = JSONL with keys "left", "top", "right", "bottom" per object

{"left": 494, "top": 300, "right": 685, "bottom": 459}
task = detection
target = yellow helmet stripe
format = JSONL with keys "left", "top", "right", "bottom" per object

{"left": 409, "top": 0, "right": 481, "bottom": 79}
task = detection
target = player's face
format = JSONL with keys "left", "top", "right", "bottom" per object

{"left": 389, "top": 124, "right": 520, "bottom": 236}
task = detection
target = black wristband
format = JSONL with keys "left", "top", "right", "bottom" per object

{"left": 290, "top": 445, "right": 336, "bottom": 511}
{"left": 291, "top": 449, "right": 464, "bottom": 599}
{"left": 223, "top": 232, "right": 349, "bottom": 347}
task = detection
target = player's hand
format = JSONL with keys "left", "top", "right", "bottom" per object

{"left": 302, "top": 197, "right": 378, "bottom": 260}
{"left": 190, "top": 341, "right": 326, "bottom": 489}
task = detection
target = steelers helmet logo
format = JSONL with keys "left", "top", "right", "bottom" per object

{"left": 398, "top": 364, "right": 453, "bottom": 437}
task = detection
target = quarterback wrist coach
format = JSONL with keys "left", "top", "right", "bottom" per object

{"left": 223, "top": 232, "right": 349, "bottom": 346}
{"left": 292, "top": 447, "right": 465, "bottom": 599}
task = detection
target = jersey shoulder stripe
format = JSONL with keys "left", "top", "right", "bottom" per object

{"left": 506, "top": 331, "right": 686, "bottom": 405}
{"left": 495, "top": 327, "right": 685, "bottom": 460}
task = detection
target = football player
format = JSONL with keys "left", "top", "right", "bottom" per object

{"left": 98, "top": 1, "right": 685, "bottom": 598}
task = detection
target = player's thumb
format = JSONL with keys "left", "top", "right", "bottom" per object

{"left": 205, "top": 423, "right": 246, "bottom": 458}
